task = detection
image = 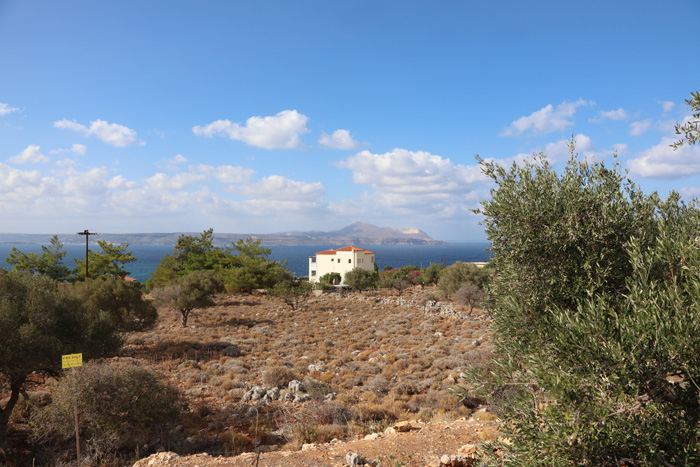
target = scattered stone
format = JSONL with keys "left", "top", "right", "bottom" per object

{"left": 391, "top": 420, "right": 419, "bottom": 432}
{"left": 288, "top": 379, "right": 303, "bottom": 393}
{"left": 346, "top": 452, "right": 373, "bottom": 467}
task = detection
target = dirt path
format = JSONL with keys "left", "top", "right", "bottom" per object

{"left": 133, "top": 414, "right": 499, "bottom": 466}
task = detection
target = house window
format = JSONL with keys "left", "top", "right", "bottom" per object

{"left": 348, "top": 259, "right": 352, "bottom": 263}
{"left": 330, "top": 258, "right": 334, "bottom": 262}
{"left": 311, "top": 270, "right": 316, "bottom": 276}
{"left": 371, "top": 256, "right": 374, "bottom": 262}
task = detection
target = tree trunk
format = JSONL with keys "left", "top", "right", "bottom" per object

{"left": 0, "top": 379, "right": 23, "bottom": 447}
{"left": 181, "top": 309, "right": 190, "bottom": 327}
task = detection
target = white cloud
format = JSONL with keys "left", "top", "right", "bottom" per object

{"left": 168, "top": 154, "right": 187, "bottom": 164}
{"left": 589, "top": 108, "right": 629, "bottom": 123}
{"left": 629, "top": 119, "right": 653, "bottom": 136}
{"left": 54, "top": 119, "right": 144, "bottom": 147}
{"left": 627, "top": 137, "right": 700, "bottom": 179}
{"left": 0, "top": 103, "right": 19, "bottom": 116}
{"left": 50, "top": 143, "right": 87, "bottom": 155}
{"left": 193, "top": 164, "right": 254, "bottom": 184}
{"left": 335, "top": 148, "right": 489, "bottom": 220}
{"left": 0, "top": 163, "right": 41, "bottom": 192}
{"left": 144, "top": 172, "right": 207, "bottom": 191}
{"left": 193, "top": 110, "right": 310, "bottom": 149}
{"left": 318, "top": 129, "right": 360, "bottom": 149}
{"left": 660, "top": 101, "right": 676, "bottom": 114}
{"left": 237, "top": 175, "right": 324, "bottom": 201}
{"left": 9, "top": 145, "right": 50, "bottom": 164}
{"left": 501, "top": 99, "right": 593, "bottom": 136}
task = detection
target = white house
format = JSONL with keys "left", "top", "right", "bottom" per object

{"left": 308, "top": 246, "right": 375, "bottom": 284}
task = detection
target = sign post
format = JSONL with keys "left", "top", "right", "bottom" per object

{"left": 62, "top": 353, "right": 83, "bottom": 466}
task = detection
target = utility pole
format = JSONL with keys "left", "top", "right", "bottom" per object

{"left": 77, "top": 230, "right": 98, "bottom": 279}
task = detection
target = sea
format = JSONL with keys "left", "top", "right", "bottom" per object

{"left": 0, "top": 242, "right": 491, "bottom": 283}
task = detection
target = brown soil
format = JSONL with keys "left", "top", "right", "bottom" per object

{"left": 133, "top": 414, "right": 500, "bottom": 466}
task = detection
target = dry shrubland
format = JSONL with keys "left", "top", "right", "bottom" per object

{"left": 119, "top": 285, "right": 493, "bottom": 456}
{"left": 5, "top": 285, "right": 493, "bottom": 463}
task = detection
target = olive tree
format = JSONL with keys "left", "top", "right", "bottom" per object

{"left": 343, "top": 267, "right": 378, "bottom": 292}
{"left": 437, "top": 261, "right": 491, "bottom": 296}
{"left": 268, "top": 280, "right": 313, "bottom": 311}
{"left": 0, "top": 271, "right": 121, "bottom": 445}
{"left": 68, "top": 277, "right": 157, "bottom": 331}
{"left": 672, "top": 91, "right": 700, "bottom": 148}
{"left": 152, "top": 270, "right": 223, "bottom": 327}
{"left": 460, "top": 143, "right": 700, "bottom": 465}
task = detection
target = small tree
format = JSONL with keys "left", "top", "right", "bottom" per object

{"left": 74, "top": 240, "right": 136, "bottom": 279}
{"left": 222, "top": 238, "right": 291, "bottom": 293}
{"left": 5, "top": 235, "right": 71, "bottom": 281}
{"left": 268, "top": 280, "right": 312, "bottom": 311}
{"left": 391, "top": 279, "right": 412, "bottom": 296}
{"left": 437, "top": 261, "right": 491, "bottom": 296}
{"left": 422, "top": 263, "right": 444, "bottom": 286}
{"left": 343, "top": 267, "right": 378, "bottom": 292}
{"left": 68, "top": 277, "right": 157, "bottom": 331}
{"left": 30, "top": 361, "right": 179, "bottom": 459}
{"left": 320, "top": 272, "right": 341, "bottom": 285}
{"left": 152, "top": 270, "right": 223, "bottom": 327}
{"left": 453, "top": 283, "right": 483, "bottom": 314}
{"left": 0, "top": 271, "right": 121, "bottom": 445}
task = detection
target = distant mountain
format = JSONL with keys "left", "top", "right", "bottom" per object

{"left": 0, "top": 222, "right": 447, "bottom": 246}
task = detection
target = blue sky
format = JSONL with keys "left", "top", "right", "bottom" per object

{"left": 1, "top": 1, "right": 698, "bottom": 241}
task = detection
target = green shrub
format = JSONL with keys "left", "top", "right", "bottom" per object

{"left": 320, "top": 272, "right": 341, "bottom": 285}
{"left": 31, "top": 361, "right": 179, "bottom": 460}
{"left": 423, "top": 263, "right": 444, "bottom": 286}
{"left": 69, "top": 277, "right": 157, "bottom": 331}
{"left": 437, "top": 262, "right": 491, "bottom": 296}
{"left": 460, "top": 145, "right": 700, "bottom": 466}
{"left": 343, "top": 267, "right": 378, "bottom": 291}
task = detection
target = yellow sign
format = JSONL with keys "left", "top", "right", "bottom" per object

{"left": 62, "top": 353, "right": 83, "bottom": 369}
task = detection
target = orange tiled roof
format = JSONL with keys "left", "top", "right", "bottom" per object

{"left": 314, "top": 246, "right": 375, "bottom": 255}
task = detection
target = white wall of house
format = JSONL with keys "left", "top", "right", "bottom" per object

{"left": 308, "top": 246, "right": 375, "bottom": 284}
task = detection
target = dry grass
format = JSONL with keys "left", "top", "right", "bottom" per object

{"left": 117, "top": 286, "right": 493, "bottom": 455}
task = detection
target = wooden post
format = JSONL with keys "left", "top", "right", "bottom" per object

{"left": 77, "top": 230, "right": 97, "bottom": 279}
{"left": 74, "top": 393, "right": 80, "bottom": 467}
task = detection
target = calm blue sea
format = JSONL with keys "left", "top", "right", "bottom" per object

{"left": 0, "top": 243, "right": 491, "bottom": 283}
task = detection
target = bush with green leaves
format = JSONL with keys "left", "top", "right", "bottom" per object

{"left": 437, "top": 261, "right": 491, "bottom": 296}
{"left": 31, "top": 361, "right": 179, "bottom": 461}
{"left": 422, "top": 263, "right": 444, "bottom": 286}
{"left": 74, "top": 240, "right": 136, "bottom": 279}
{"left": 459, "top": 145, "right": 700, "bottom": 466}
{"left": 343, "top": 267, "right": 378, "bottom": 291}
{"left": 5, "top": 235, "right": 71, "bottom": 281}
{"left": 152, "top": 269, "right": 224, "bottom": 327}
{"left": 268, "top": 280, "right": 312, "bottom": 310}
{"left": 68, "top": 277, "right": 157, "bottom": 331}
{"left": 320, "top": 272, "right": 341, "bottom": 285}
{"left": 148, "top": 231, "right": 291, "bottom": 293}
{"left": 0, "top": 271, "right": 121, "bottom": 445}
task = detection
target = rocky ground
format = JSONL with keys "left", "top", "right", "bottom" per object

{"left": 133, "top": 414, "right": 501, "bottom": 467}
{"left": 4, "top": 285, "right": 500, "bottom": 466}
